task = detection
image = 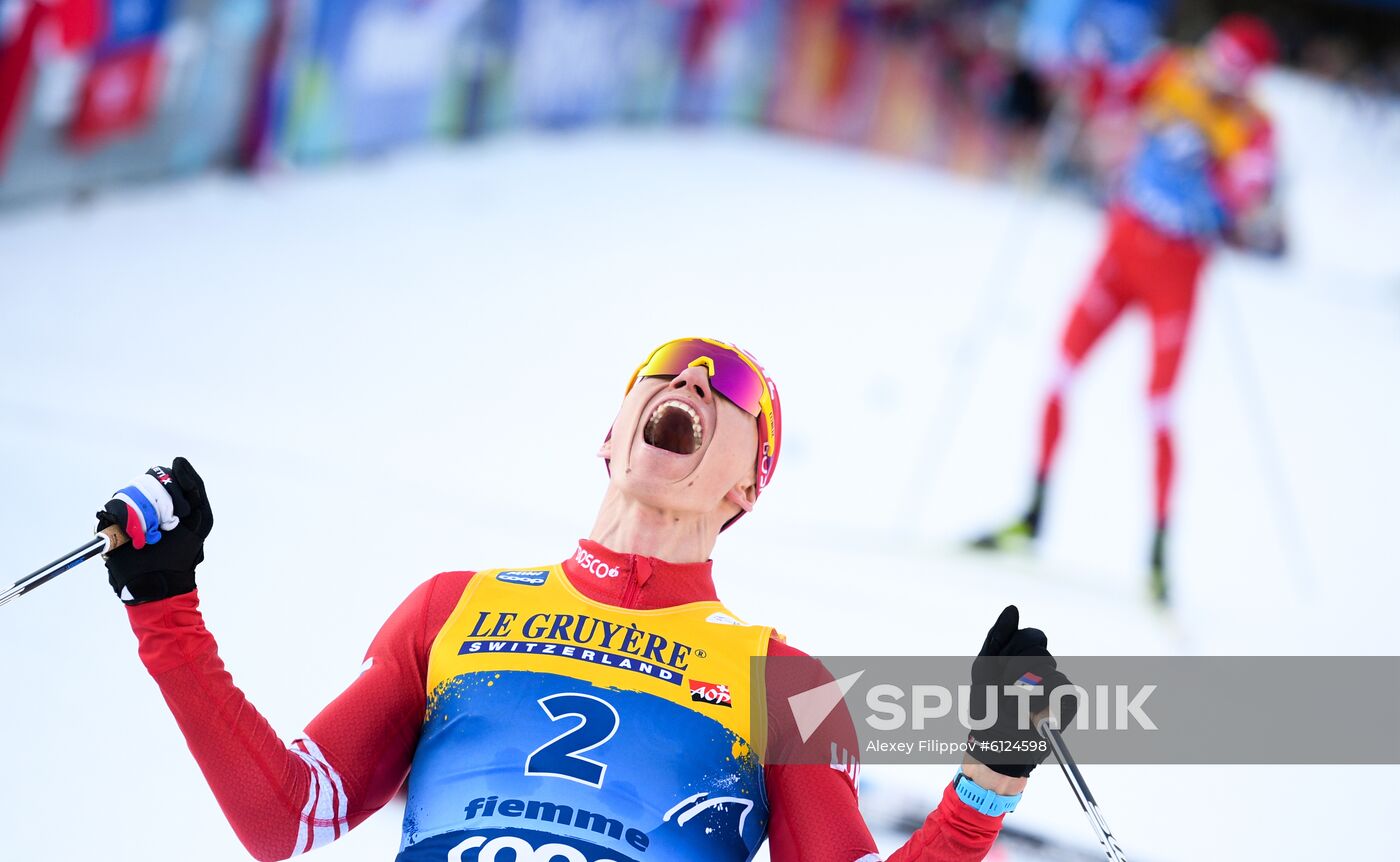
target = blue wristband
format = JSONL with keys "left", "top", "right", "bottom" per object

{"left": 953, "top": 771, "right": 1022, "bottom": 816}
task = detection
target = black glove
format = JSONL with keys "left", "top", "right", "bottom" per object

{"left": 967, "top": 605, "right": 1078, "bottom": 777}
{"left": 96, "top": 457, "right": 213, "bottom": 605}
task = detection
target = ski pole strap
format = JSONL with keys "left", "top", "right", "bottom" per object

{"left": 953, "top": 771, "right": 1022, "bottom": 817}
{"left": 108, "top": 469, "right": 180, "bottom": 549}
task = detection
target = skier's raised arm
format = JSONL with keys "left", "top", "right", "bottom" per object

{"left": 764, "top": 607, "right": 1075, "bottom": 862}
{"left": 101, "top": 460, "right": 467, "bottom": 861}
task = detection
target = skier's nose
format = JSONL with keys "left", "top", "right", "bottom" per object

{"left": 669, "top": 365, "right": 713, "bottom": 403}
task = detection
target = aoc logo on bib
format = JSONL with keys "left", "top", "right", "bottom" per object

{"left": 497, "top": 570, "right": 550, "bottom": 586}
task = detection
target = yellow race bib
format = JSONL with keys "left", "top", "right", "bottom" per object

{"left": 399, "top": 565, "right": 774, "bottom": 862}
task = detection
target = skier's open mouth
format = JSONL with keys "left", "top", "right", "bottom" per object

{"left": 643, "top": 400, "right": 703, "bottom": 455}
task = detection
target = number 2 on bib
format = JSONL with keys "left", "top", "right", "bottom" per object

{"left": 524, "top": 693, "right": 620, "bottom": 788}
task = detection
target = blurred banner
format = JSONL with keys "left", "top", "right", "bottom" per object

{"left": 259, "top": 0, "right": 784, "bottom": 163}
{"left": 1, "top": 0, "right": 1396, "bottom": 207}
{"left": 0, "top": 0, "right": 271, "bottom": 205}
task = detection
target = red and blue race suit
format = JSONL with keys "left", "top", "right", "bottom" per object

{"left": 1036, "top": 48, "right": 1277, "bottom": 526}
{"left": 125, "top": 540, "right": 1007, "bottom": 861}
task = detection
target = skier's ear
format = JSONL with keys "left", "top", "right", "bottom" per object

{"left": 724, "top": 481, "right": 756, "bottom": 514}
{"left": 597, "top": 439, "right": 612, "bottom": 460}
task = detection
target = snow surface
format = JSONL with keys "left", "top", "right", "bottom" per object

{"left": 1, "top": 72, "right": 1396, "bottom": 861}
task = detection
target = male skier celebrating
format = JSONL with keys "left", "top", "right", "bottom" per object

{"left": 974, "top": 16, "right": 1282, "bottom": 604}
{"left": 100, "top": 337, "right": 1073, "bottom": 861}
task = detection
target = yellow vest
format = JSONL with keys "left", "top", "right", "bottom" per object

{"left": 1143, "top": 53, "right": 1259, "bottom": 160}
{"left": 398, "top": 565, "right": 775, "bottom": 862}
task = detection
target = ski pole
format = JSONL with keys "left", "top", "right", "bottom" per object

{"left": 1037, "top": 717, "right": 1128, "bottom": 862}
{"left": 1215, "top": 281, "right": 1315, "bottom": 595}
{"left": 0, "top": 525, "right": 128, "bottom": 608}
{"left": 897, "top": 86, "right": 1082, "bottom": 534}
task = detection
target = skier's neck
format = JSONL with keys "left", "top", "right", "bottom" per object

{"left": 588, "top": 490, "right": 720, "bottom": 564}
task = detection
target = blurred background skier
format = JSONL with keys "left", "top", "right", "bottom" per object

{"left": 972, "top": 13, "right": 1285, "bottom": 606}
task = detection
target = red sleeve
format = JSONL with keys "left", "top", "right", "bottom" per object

{"left": 1215, "top": 116, "right": 1277, "bottom": 217}
{"left": 125, "top": 572, "right": 473, "bottom": 861}
{"left": 763, "top": 639, "right": 1002, "bottom": 862}
{"left": 1123, "top": 49, "right": 1170, "bottom": 106}
{"left": 1075, "top": 47, "right": 1168, "bottom": 115}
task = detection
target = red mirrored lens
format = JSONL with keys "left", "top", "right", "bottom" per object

{"left": 636, "top": 339, "right": 765, "bottom": 416}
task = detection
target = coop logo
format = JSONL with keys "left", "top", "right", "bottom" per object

{"left": 574, "top": 547, "right": 620, "bottom": 579}
{"left": 446, "top": 833, "right": 632, "bottom": 862}
{"left": 496, "top": 570, "right": 550, "bottom": 586}
{"left": 689, "top": 678, "right": 733, "bottom": 708}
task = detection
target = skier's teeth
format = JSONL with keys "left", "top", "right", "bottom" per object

{"left": 648, "top": 400, "right": 704, "bottom": 450}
